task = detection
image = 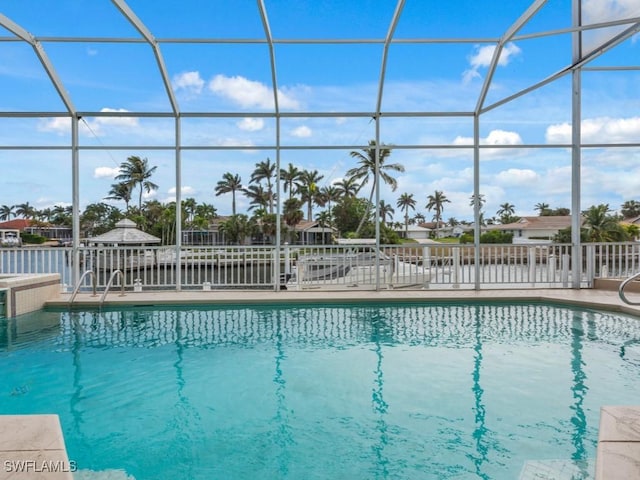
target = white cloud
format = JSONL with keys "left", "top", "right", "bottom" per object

{"left": 208, "top": 74, "right": 300, "bottom": 109}
{"left": 495, "top": 168, "right": 539, "bottom": 186}
{"left": 94, "top": 108, "right": 138, "bottom": 127}
{"left": 463, "top": 43, "right": 522, "bottom": 83}
{"left": 291, "top": 125, "right": 312, "bottom": 138}
{"left": 86, "top": 47, "right": 98, "bottom": 56}
{"left": 546, "top": 116, "right": 640, "bottom": 144}
{"left": 237, "top": 118, "right": 265, "bottom": 131}
{"left": 94, "top": 167, "right": 120, "bottom": 179}
{"left": 172, "top": 71, "right": 205, "bottom": 95}
{"left": 168, "top": 186, "right": 196, "bottom": 195}
{"left": 453, "top": 129, "right": 523, "bottom": 150}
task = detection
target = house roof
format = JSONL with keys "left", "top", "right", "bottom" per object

{"left": 490, "top": 216, "right": 574, "bottom": 231}
{"left": 88, "top": 219, "right": 161, "bottom": 244}
{"left": 0, "top": 219, "right": 31, "bottom": 230}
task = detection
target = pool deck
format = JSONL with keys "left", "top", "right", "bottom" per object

{"left": 10, "top": 287, "right": 640, "bottom": 479}
{"left": 50, "top": 286, "right": 640, "bottom": 318}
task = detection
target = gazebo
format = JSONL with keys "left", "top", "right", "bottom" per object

{"left": 88, "top": 219, "right": 160, "bottom": 246}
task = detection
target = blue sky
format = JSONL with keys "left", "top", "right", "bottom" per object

{"left": 1, "top": 0, "right": 639, "bottom": 223}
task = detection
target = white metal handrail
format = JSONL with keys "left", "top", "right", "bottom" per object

{"left": 68, "top": 270, "right": 97, "bottom": 306}
{"left": 619, "top": 271, "right": 640, "bottom": 306}
{"left": 100, "top": 269, "right": 126, "bottom": 305}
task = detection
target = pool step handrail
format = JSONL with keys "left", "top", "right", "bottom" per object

{"left": 100, "top": 270, "right": 126, "bottom": 305}
{"left": 618, "top": 271, "right": 640, "bottom": 306}
{"left": 68, "top": 270, "right": 97, "bottom": 306}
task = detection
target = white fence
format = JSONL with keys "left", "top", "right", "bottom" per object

{"left": 1, "top": 242, "right": 639, "bottom": 292}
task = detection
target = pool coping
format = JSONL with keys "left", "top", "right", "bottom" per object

{"left": 47, "top": 287, "right": 640, "bottom": 318}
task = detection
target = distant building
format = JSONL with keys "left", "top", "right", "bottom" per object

{"left": 487, "top": 216, "right": 574, "bottom": 243}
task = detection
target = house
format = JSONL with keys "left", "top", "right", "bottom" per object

{"left": 397, "top": 225, "right": 432, "bottom": 240}
{"left": 487, "top": 216, "right": 573, "bottom": 243}
{"left": 0, "top": 219, "right": 72, "bottom": 242}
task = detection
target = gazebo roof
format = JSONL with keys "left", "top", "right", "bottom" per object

{"left": 88, "top": 219, "right": 160, "bottom": 245}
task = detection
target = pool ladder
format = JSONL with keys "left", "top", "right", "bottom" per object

{"left": 68, "top": 269, "right": 126, "bottom": 307}
{"left": 618, "top": 271, "right": 640, "bottom": 306}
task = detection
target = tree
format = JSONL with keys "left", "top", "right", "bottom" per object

{"left": 582, "top": 204, "right": 627, "bottom": 242}
{"left": 105, "top": 182, "right": 133, "bottom": 212}
{"left": 346, "top": 140, "right": 404, "bottom": 236}
{"left": 15, "top": 202, "right": 36, "bottom": 219}
{"left": 332, "top": 197, "right": 371, "bottom": 237}
{"left": 80, "top": 203, "right": 123, "bottom": 237}
{"left": 243, "top": 184, "right": 270, "bottom": 212}
{"left": 320, "top": 185, "right": 340, "bottom": 229}
{"left": 215, "top": 172, "right": 243, "bottom": 216}
{"left": 534, "top": 202, "right": 550, "bottom": 216}
{"left": 426, "top": 191, "right": 450, "bottom": 238}
{"left": 378, "top": 200, "right": 395, "bottom": 226}
{"left": 298, "top": 169, "right": 324, "bottom": 221}
{"left": 250, "top": 158, "right": 276, "bottom": 214}
{"left": 497, "top": 203, "right": 519, "bottom": 224}
{"left": 621, "top": 200, "right": 640, "bottom": 219}
{"left": 115, "top": 156, "right": 158, "bottom": 211}
{"left": 0, "top": 205, "right": 15, "bottom": 221}
{"left": 414, "top": 212, "right": 426, "bottom": 225}
{"left": 219, "top": 214, "right": 256, "bottom": 245}
{"left": 396, "top": 193, "right": 416, "bottom": 237}
{"left": 334, "top": 176, "right": 361, "bottom": 198}
{"left": 280, "top": 163, "right": 302, "bottom": 200}
{"left": 282, "top": 198, "right": 304, "bottom": 243}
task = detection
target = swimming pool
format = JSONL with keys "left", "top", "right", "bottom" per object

{"left": 2, "top": 301, "right": 640, "bottom": 479}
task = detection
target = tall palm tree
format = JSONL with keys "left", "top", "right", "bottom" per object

{"left": 396, "top": 192, "right": 416, "bottom": 237}
{"left": 250, "top": 158, "right": 277, "bottom": 214}
{"left": 426, "top": 191, "right": 450, "bottom": 238}
{"left": 334, "top": 176, "right": 361, "bottom": 198}
{"left": 280, "top": 163, "right": 302, "bottom": 200}
{"left": 0, "top": 205, "right": 16, "bottom": 221}
{"left": 105, "top": 182, "right": 133, "bottom": 212}
{"left": 115, "top": 156, "right": 158, "bottom": 211}
{"left": 346, "top": 140, "right": 404, "bottom": 236}
{"left": 298, "top": 169, "right": 325, "bottom": 221}
{"left": 320, "top": 185, "right": 340, "bottom": 229}
{"left": 283, "top": 198, "right": 304, "bottom": 243}
{"left": 215, "top": 172, "right": 243, "bottom": 216}
{"left": 414, "top": 212, "right": 426, "bottom": 225}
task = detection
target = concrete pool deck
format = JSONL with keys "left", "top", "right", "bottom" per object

{"left": 10, "top": 287, "right": 640, "bottom": 478}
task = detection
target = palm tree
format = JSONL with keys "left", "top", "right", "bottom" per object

{"left": 182, "top": 197, "right": 197, "bottom": 226}
{"left": 115, "top": 156, "right": 159, "bottom": 211}
{"left": 105, "top": 182, "right": 133, "bottom": 212}
{"left": 414, "top": 212, "right": 426, "bottom": 225}
{"left": 219, "top": 214, "right": 256, "bottom": 245}
{"left": 582, "top": 204, "right": 626, "bottom": 242}
{"left": 497, "top": 202, "right": 516, "bottom": 224}
{"left": 426, "top": 191, "right": 450, "bottom": 238}
{"left": 320, "top": 185, "right": 340, "bottom": 229}
{"left": 0, "top": 205, "right": 16, "bottom": 221}
{"left": 280, "top": 163, "right": 302, "bottom": 200}
{"left": 396, "top": 193, "right": 416, "bottom": 237}
{"left": 378, "top": 200, "right": 395, "bottom": 226}
{"left": 346, "top": 140, "right": 405, "bottom": 236}
{"left": 334, "top": 176, "right": 361, "bottom": 198}
{"left": 243, "top": 184, "right": 270, "bottom": 212}
{"left": 215, "top": 172, "right": 243, "bottom": 216}
{"left": 621, "top": 200, "right": 640, "bottom": 219}
{"left": 282, "top": 197, "right": 304, "bottom": 243}
{"left": 250, "top": 158, "right": 277, "bottom": 214}
{"left": 469, "top": 193, "right": 486, "bottom": 211}
{"left": 298, "top": 169, "right": 324, "bottom": 221}
{"left": 534, "top": 202, "right": 550, "bottom": 216}
{"left": 15, "top": 202, "right": 36, "bottom": 219}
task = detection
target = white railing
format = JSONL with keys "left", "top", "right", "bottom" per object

{"left": 1, "top": 242, "right": 639, "bottom": 292}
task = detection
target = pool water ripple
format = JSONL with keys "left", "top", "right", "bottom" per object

{"left": 2, "top": 302, "right": 640, "bottom": 479}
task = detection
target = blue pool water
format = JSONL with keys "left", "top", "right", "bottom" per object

{"left": 2, "top": 302, "right": 640, "bottom": 479}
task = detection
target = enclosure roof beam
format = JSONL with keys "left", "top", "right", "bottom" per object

{"left": 111, "top": 0, "right": 180, "bottom": 116}
{"left": 0, "top": 13, "right": 76, "bottom": 114}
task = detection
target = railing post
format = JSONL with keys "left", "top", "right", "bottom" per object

{"left": 561, "top": 253, "right": 570, "bottom": 287}
{"left": 585, "top": 244, "right": 595, "bottom": 287}
{"left": 452, "top": 248, "right": 460, "bottom": 288}
{"left": 528, "top": 246, "right": 536, "bottom": 285}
